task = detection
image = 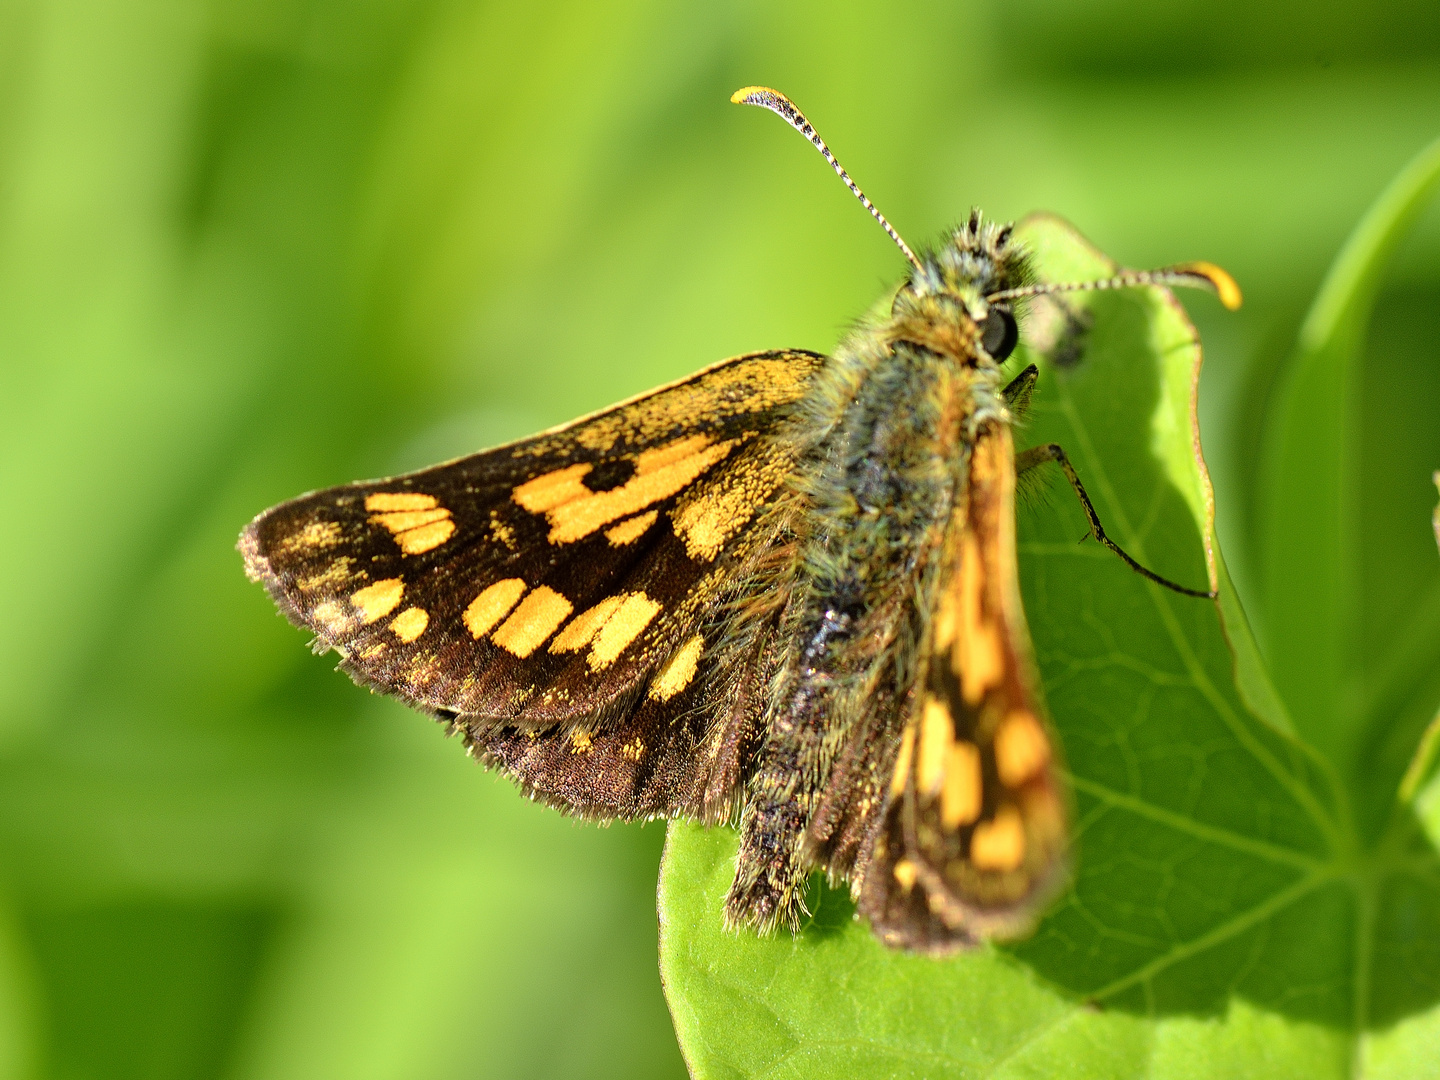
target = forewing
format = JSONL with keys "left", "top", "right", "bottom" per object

{"left": 859, "top": 423, "right": 1070, "bottom": 952}
{"left": 241, "top": 350, "right": 824, "bottom": 733}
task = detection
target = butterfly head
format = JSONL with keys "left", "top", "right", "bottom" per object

{"left": 887, "top": 210, "right": 1030, "bottom": 366}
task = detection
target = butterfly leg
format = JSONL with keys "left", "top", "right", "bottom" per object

{"left": 1001, "top": 363, "right": 1039, "bottom": 419}
{"left": 1015, "top": 443, "right": 1215, "bottom": 598}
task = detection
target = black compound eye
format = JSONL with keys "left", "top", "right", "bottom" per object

{"left": 980, "top": 307, "right": 1018, "bottom": 360}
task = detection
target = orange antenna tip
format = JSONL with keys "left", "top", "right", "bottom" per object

{"left": 730, "top": 86, "right": 775, "bottom": 106}
{"left": 1173, "top": 261, "right": 1243, "bottom": 310}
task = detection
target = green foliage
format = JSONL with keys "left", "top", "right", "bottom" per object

{"left": 3, "top": 1, "right": 1440, "bottom": 1077}
{"left": 1258, "top": 137, "right": 1440, "bottom": 829}
{"left": 659, "top": 168, "right": 1440, "bottom": 1077}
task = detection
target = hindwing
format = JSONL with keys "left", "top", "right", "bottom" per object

{"left": 464, "top": 597, "right": 786, "bottom": 822}
{"left": 859, "top": 422, "right": 1071, "bottom": 951}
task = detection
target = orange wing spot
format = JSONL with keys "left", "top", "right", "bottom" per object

{"left": 995, "top": 711, "right": 1050, "bottom": 787}
{"left": 671, "top": 501, "right": 730, "bottom": 561}
{"left": 388, "top": 606, "right": 429, "bottom": 643}
{"left": 620, "top": 737, "right": 645, "bottom": 762}
{"left": 588, "top": 593, "right": 661, "bottom": 670}
{"left": 514, "top": 436, "right": 738, "bottom": 545}
{"left": 463, "top": 578, "right": 526, "bottom": 639}
{"left": 893, "top": 859, "right": 918, "bottom": 891}
{"left": 605, "top": 510, "right": 658, "bottom": 546}
{"left": 492, "top": 586, "right": 573, "bottom": 658}
{"left": 941, "top": 741, "right": 983, "bottom": 827}
{"left": 550, "top": 596, "right": 623, "bottom": 653}
{"left": 649, "top": 634, "right": 704, "bottom": 701}
{"left": 365, "top": 492, "right": 437, "bottom": 512}
{"left": 890, "top": 721, "right": 916, "bottom": 797}
{"left": 669, "top": 438, "right": 788, "bottom": 562}
{"left": 970, "top": 805, "right": 1026, "bottom": 871}
{"left": 956, "top": 531, "right": 1005, "bottom": 705}
{"left": 396, "top": 519, "right": 455, "bottom": 554}
{"left": 513, "top": 464, "right": 593, "bottom": 513}
{"left": 569, "top": 728, "right": 593, "bottom": 754}
{"left": 369, "top": 507, "right": 448, "bottom": 532}
{"left": 917, "top": 696, "right": 953, "bottom": 795}
{"left": 635, "top": 433, "right": 713, "bottom": 471}
{"left": 369, "top": 504, "right": 456, "bottom": 555}
{"left": 350, "top": 578, "right": 404, "bottom": 624}
{"left": 553, "top": 437, "right": 735, "bottom": 544}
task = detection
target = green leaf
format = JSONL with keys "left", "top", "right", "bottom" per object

{"left": 659, "top": 214, "right": 1440, "bottom": 1078}
{"left": 1256, "top": 135, "right": 1440, "bottom": 809}
{"left": 1394, "top": 476, "right": 1440, "bottom": 807}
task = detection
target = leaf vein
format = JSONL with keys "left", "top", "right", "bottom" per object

{"left": 1068, "top": 774, "right": 1327, "bottom": 868}
{"left": 1089, "top": 869, "right": 1333, "bottom": 1001}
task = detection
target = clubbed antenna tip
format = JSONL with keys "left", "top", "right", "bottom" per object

{"left": 1171, "top": 261, "right": 1244, "bottom": 310}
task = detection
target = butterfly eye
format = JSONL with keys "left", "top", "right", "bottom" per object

{"left": 980, "top": 307, "right": 1018, "bottom": 360}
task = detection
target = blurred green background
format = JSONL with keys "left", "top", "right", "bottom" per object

{"left": 2, "top": 1, "right": 1439, "bottom": 1077}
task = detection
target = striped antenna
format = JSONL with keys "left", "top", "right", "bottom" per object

{"left": 986, "top": 261, "right": 1243, "bottom": 311}
{"left": 732, "top": 86, "right": 922, "bottom": 272}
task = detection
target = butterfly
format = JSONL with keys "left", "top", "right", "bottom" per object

{"left": 240, "top": 87, "right": 1239, "bottom": 952}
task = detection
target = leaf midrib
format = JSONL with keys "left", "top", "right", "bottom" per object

{"left": 1088, "top": 868, "right": 1336, "bottom": 1003}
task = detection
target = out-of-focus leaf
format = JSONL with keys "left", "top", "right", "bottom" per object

{"left": 0, "top": 897, "right": 39, "bottom": 1080}
{"left": 1257, "top": 135, "right": 1440, "bottom": 811}
{"left": 26, "top": 902, "right": 273, "bottom": 1080}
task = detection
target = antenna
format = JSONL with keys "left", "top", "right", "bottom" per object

{"left": 732, "top": 86, "right": 923, "bottom": 272}
{"left": 986, "top": 261, "right": 1243, "bottom": 311}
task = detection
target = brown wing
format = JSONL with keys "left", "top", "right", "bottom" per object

{"left": 858, "top": 422, "right": 1070, "bottom": 952}
{"left": 241, "top": 350, "right": 822, "bottom": 736}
